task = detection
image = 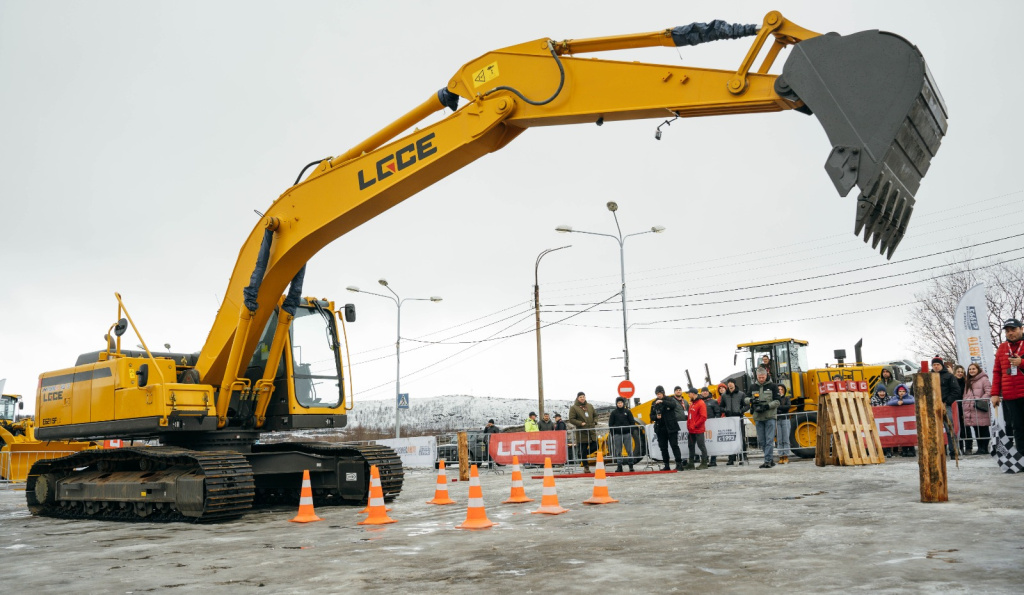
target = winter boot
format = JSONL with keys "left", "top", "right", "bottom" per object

{"left": 697, "top": 456, "right": 709, "bottom": 470}
{"left": 628, "top": 464, "right": 635, "bottom": 472}
{"left": 675, "top": 460, "right": 686, "bottom": 471}
{"left": 661, "top": 462, "right": 671, "bottom": 471}
{"left": 708, "top": 456, "right": 718, "bottom": 467}
{"left": 615, "top": 464, "right": 623, "bottom": 472}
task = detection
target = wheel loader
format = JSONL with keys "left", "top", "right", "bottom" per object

{"left": 27, "top": 11, "right": 947, "bottom": 521}
{"left": 0, "top": 394, "right": 97, "bottom": 483}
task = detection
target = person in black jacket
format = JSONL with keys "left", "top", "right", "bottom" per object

{"left": 651, "top": 385, "right": 685, "bottom": 471}
{"left": 932, "top": 356, "right": 962, "bottom": 458}
{"left": 553, "top": 414, "right": 567, "bottom": 431}
{"left": 483, "top": 419, "right": 500, "bottom": 468}
{"left": 721, "top": 379, "right": 748, "bottom": 465}
{"left": 608, "top": 396, "right": 639, "bottom": 472}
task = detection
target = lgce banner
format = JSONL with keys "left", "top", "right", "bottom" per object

{"left": 488, "top": 431, "right": 567, "bottom": 465}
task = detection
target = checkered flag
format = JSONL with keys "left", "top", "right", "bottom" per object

{"left": 991, "top": 406, "right": 1024, "bottom": 474}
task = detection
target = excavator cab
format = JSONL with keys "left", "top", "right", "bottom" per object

{"left": 243, "top": 297, "right": 348, "bottom": 431}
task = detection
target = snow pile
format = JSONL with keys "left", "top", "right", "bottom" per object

{"left": 348, "top": 394, "right": 578, "bottom": 432}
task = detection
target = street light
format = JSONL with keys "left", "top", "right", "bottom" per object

{"left": 534, "top": 245, "right": 570, "bottom": 418}
{"left": 347, "top": 280, "right": 442, "bottom": 438}
{"left": 556, "top": 201, "right": 664, "bottom": 380}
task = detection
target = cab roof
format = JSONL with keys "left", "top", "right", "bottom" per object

{"left": 736, "top": 338, "right": 809, "bottom": 348}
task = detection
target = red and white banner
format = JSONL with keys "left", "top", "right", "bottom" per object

{"left": 873, "top": 404, "right": 950, "bottom": 447}
{"left": 488, "top": 431, "right": 567, "bottom": 465}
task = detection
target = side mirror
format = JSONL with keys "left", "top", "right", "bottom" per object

{"left": 137, "top": 363, "right": 149, "bottom": 388}
{"left": 344, "top": 303, "right": 356, "bottom": 323}
{"left": 18, "top": 401, "right": 24, "bottom": 410}
{"left": 114, "top": 318, "right": 128, "bottom": 337}
{"left": 733, "top": 353, "right": 738, "bottom": 366}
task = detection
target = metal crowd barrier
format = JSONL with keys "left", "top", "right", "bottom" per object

{"left": 1, "top": 450, "right": 79, "bottom": 489}
{"left": 951, "top": 398, "right": 995, "bottom": 455}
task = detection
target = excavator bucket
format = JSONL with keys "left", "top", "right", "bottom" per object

{"left": 779, "top": 30, "right": 948, "bottom": 259}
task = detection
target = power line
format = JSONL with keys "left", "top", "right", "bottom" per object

{"left": 556, "top": 301, "right": 920, "bottom": 330}
{"left": 544, "top": 241, "right": 1024, "bottom": 310}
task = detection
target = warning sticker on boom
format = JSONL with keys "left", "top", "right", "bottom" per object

{"left": 472, "top": 62, "right": 500, "bottom": 88}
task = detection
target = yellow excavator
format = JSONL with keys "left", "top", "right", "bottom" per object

{"left": 27, "top": 11, "right": 946, "bottom": 521}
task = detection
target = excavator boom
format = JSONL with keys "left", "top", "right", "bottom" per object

{"left": 195, "top": 12, "right": 946, "bottom": 397}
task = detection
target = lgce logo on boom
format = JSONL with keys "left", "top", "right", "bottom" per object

{"left": 357, "top": 132, "right": 437, "bottom": 190}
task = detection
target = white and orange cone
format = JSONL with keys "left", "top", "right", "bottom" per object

{"left": 427, "top": 459, "right": 456, "bottom": 505}
{"left": 289, "top": 469, "right": 322, "bottom": 523}
{"left": 358, "top": 465, "right": 396, "bottom": 525}
{"left": 503, "top": 455, "right": 534, "bottom": 504}
{"left": 456, "top": 464, "right": 496, "bottom": 529}
{"left": 531, "top": 457, "right": 568, "bottom": 515}
{"left": 583, "top": 451, "right": 619, "bottom": 505}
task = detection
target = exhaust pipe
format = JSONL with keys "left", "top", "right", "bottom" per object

{"left": 779, "top": 30, "right": 948, "bottom": 259}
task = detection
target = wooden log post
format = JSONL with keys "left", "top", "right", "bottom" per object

{"left": 915, "top": 372, "right": 948, "bottom": 502}
{"left": 457, "top": 431, "right": 470, "bottom": 481}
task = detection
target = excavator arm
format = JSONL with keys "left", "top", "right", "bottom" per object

{"left": 195, "top": 11, "right": 947, "bottom": 410}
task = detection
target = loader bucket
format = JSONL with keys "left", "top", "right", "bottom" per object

{"left": 779, "top": 30, "right": 948, "bottom": 259}
{"left": 1, "top": 443, "right": 92, "bottom": 482}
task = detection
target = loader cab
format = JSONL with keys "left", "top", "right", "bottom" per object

{"left": 1, "top": 394, "right": 21, "bottom": 422}
{"left": 736, "top": 339, "right": 809, "bottom": 399}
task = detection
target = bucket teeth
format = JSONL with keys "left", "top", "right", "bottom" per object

{"left": 855, "top": 170, "right": 915, "bottom": 260}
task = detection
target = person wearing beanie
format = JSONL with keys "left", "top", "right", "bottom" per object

{"left": 608, "top": 396, "right": 639, "bottom": 472}
{"left": 553, "top": 413, "right": 567, "bottom": 431}
{"left": 931, "top": 356, "right": 962, "bottom": 459}
{"left": 685, "top": 387, "right": 709, "bottom": 470}
{"left": 524, "top": 412, "right": 540, "bottom": 432}
{"left": 568, "top": 392, "right": 598, "bottom": 473}
{"left": 483, "top": 419, "right": 500, "bottom": 468}
{"left": 651, "top": 385, "right": 685, "bottom": 471}
{"left": 721, "top": 379, "right": 748, "bottom": 465}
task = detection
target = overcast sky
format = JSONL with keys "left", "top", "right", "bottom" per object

{"left": 2, "top": 0, "right": 1022, "bottom": 417}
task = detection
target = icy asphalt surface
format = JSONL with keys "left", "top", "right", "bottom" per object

{"left": 2, "top": 456, "right": 1021, "bottom": 594}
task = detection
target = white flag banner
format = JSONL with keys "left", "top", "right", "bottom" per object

{"left": 954, "top": 283, "right": 995, "bottom": 374}
{"left": 645, "top": 417, "right": 743, "bottom": 460}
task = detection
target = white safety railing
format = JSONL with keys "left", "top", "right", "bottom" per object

{"left": 1, "top": 450, "right": 79, "bottom": 489}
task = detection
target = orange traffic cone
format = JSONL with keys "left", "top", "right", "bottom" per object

{"left": 583, "top": 451, "right": 619, "bottom": 505}
{"left": 289, "top": 469, "right": 322, "bottom": 523}
{"left": 531, "top": 457, "right": 568, "bottom": 515}
{"left": 427, "top": 459, "right": 456, "bottom": 505}
{"left": 358, "top": 465, "right": 396, "bottom": 525}
{"left": 503, "top": 455, "right": 534, "bottom": 504}
{"left": 456, "top": 464, "right": 496, "bottom": 529}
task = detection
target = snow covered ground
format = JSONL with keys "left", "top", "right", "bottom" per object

{"left": 2, "top": 455, "right": 1021, "bottom": 593}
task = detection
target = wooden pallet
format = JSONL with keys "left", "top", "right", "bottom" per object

{"left": 815, "top": 389, "right": 885, "bottom": 466}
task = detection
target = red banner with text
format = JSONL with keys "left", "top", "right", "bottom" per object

{"left": 488, "top": 431, "right": 568, "bottom": 465}
{"left": 872, "top": 404, "right": 952, "bottom": 447}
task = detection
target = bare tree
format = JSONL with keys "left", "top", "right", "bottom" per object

{"left": 908, "top": 257, "right": 1024, "bottom": 362}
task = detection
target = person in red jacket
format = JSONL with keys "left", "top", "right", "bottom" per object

{"left": 992, "top": 318, "right": 1024, "bottom": 450}
{"left": 685, "top": 387, "right": 709, "bottom": 470}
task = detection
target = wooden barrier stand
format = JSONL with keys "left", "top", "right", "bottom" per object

{"left": 457, "top": 431, "right": 470, "bottom": 481}
{"left": 914, "top": 372, "right": 948, "bottom": 503}
{"left": 815, "top": 380, "right": 885, "bottom": 466}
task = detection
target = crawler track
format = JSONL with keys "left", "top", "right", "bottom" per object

{"left": 251, "top": 441, "right": 404, "bottom": 504}
{"left": 26, "top": 447, "right": 254, "bottom": 522}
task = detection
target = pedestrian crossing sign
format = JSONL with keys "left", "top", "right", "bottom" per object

{"left": 397, "top": 393, "right": 410, "bottom": 409}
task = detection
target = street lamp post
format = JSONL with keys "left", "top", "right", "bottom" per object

{"left": 534, "top": 245, "right": 570, "bottom": 418}
{"left": 346, "top": 280, "right": 442, "bottom": 438}
{"left": 556, "top": 201, "right": 664, "bottom": 380}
